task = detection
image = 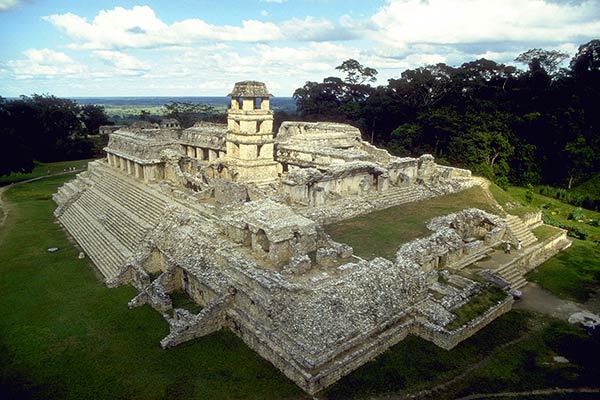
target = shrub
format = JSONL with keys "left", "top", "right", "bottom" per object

{"left": 525, "top": 183, "right": 534, "bottom": 203}
{"left": 568, "top": 207, "right": 584, "bottom": 221}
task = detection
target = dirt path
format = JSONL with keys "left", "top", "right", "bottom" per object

{"left": 513, "top": 282, "right": 594, "bottom": 319}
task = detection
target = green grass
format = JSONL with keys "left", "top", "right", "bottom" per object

{"left": 450, "top": 317, "right": 600, "bottom": 400}
{"left": 446, "top": 286, "right": 507, "bottom": 330}
{"left": 325, "top": 186, "right": 498, "bottom": 260}
{"left": 527, "top": 239, "right": 600, "bottom": 303}
{"left": 532, "top": 224, "right": 562, "bottom": 242}
{"left": 488, "top": 182, "right": 537, "bottom": 216}
{"left": 0, "top": 174, "right": 303, "bottom": 400}
{"left": 573, "top": 173, "right": 600, "bottom": 199}
{"left": 323, "top": 310, "right": 531, "bottom": 399}
{"left": 0, "top": 159, "right": 96, "bottom": 186}
{"left": 171, "top": 292, "right": 204, "bottom": 314}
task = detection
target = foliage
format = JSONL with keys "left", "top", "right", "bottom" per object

{"left": 525, "top": 183, "right": 534, "bottom": 203}
{"left": 539, "top": 185, "right": 600, "bottom": 211}
{"left": 0, "top": 95, "right": 104, "bottom": 176}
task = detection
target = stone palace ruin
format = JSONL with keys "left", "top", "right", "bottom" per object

{"left": 54, "top": 81, "right": 571, "bottom": 394}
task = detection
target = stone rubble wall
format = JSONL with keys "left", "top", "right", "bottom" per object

{"left": 412, "top": 295, "right": 514, "bottom": 350}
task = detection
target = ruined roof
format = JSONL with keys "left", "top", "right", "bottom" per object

{"left": 228, "top": 81, "right": 272, "bottom": 98}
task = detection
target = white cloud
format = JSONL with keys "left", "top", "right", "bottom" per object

{"left": 43, "top": 6, "right": 285, "bottom": 50}
{"left": 261, "top": 10, "right": 269, "bottom": 17}
{"left": 259, "top": 0, "right": 287, "bottom": 3}
{"left": 371, "top": 0, "right": 600, "bottom": 49}
{"left": 0, "top": 0, "right": 20, "bottom": 12}
{"left": 281, "top": 16, "right": 357, "bottom": 41}
{"left": 7, "top": 48, "right": 87, "bottom": 79}
{"left": 42, "top": 5, "right": 360, "bottom": 50}
{"left": 93, "top": 51, "right": 149, "bottom": 75}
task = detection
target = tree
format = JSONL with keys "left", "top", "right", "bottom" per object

{"left": 388, "top": 64, "right": 457, "bottom": 109}
{"left": 515, "top": 48, "right": 569, "bottom": 76}
{"left": 570, "top": 40, "right": 600, "bottom": 80}
{"left": 335, "top": 59, "right": 378, "bottom": 85}
{"left": 0, "top": 98, "right": 34, "bottom": 176}
{"left": 80, "top": 104, "right": 112, "bottom": 135}
{"left": 564, "top": 135, "right": 595, "bottom": 189}
{"left": 293, "top": 79, "right": 344, "bottom": 119}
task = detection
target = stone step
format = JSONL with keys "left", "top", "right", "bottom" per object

{"left": 494, "top": 263, "right": 527, "bottom": 289}
{"left": 95, "top": 174, "right": 166, "bottom": 226}
{"left": 450, "top": 249, "right": 493, "bottom": 270}
{"left": 63, "top": 205, "right": 126, "bottom": 275}
{"left": 59, "top": 204, "right": 129, "bottom": 280}
{"left": 75, "top": 189, "right": 147, "bottom": 253}
{"left": 505, "top": 215, "right": 537, "bottom": 247}
{"left": 103, "top": 172, "right": 168, "bottom": 215}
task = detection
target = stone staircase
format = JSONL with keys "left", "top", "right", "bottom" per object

{"left": 450, "top": 248, "right": 494, "bottom": 270}
{"left": 367, "top": 185, "right": 428, "bottom": 209}
{"left": 505, "top": 214, "right": 537, "bottom": 247}
{"left": 493, "top": 261, "right": 528, "bottom": 289}
{"left": 57, "top": 166, "right": 170, "bottom": 282}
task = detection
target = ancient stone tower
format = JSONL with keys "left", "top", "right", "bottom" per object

{"left": 226, "top": 81, "right": 279, "bottom": 184}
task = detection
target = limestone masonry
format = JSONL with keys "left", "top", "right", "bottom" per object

{"left": 54, "top": 81, "right": 571, "bottom": 394}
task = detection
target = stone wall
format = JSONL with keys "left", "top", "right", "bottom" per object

{"left": 413, "top": 295, "right": 514, "bottom": 350}
{"left": 514, "top": 228, "right": 571, "bottom": 274}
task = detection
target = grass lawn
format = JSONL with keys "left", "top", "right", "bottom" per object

{"left": 0, "top": 159, "right": 97, "bottom": 186}
{"left": 324, "top": 310, "right": 600, "bottom": 399}
{"left": 325, "top": 185, "right": 498, "bottom": 260}
{"left": 527, "top": 239, "right": 600, "bottom": 303}
{"left": 532, "top": 224, "right": 563, "bottom": 242}
{"left": 488, "top": 182, "right": 537, "bottom": 216}
{"left": 448, "top": 316, "right": 600, "bottom": 400}
{"left": 0, "top": 174, "right": 303, "bottom": 400}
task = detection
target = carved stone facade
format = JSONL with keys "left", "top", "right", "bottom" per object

{"left": 53, "top": 81, "right": 570, "bottom": 395}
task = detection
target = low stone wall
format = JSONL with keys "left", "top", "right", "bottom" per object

{"left": 516, "top": 229, "right": 571, "bottom": 274}
{"left": 521, "top": 210, "right": 543, "bottom": 229}
{"left": 414, "top": 295, "right": 514, "bottom": 350}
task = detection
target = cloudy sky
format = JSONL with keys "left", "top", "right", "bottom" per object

{"left": 1, "top": 0, "right": 599, "bottom": 97}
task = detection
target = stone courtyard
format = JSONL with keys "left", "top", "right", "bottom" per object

{"left": 53, "top": 81, "right": 571, "bottom": 394}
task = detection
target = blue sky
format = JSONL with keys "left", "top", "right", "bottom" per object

{"left": 1, "top": 0, "right": 599, "bottom": 97}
